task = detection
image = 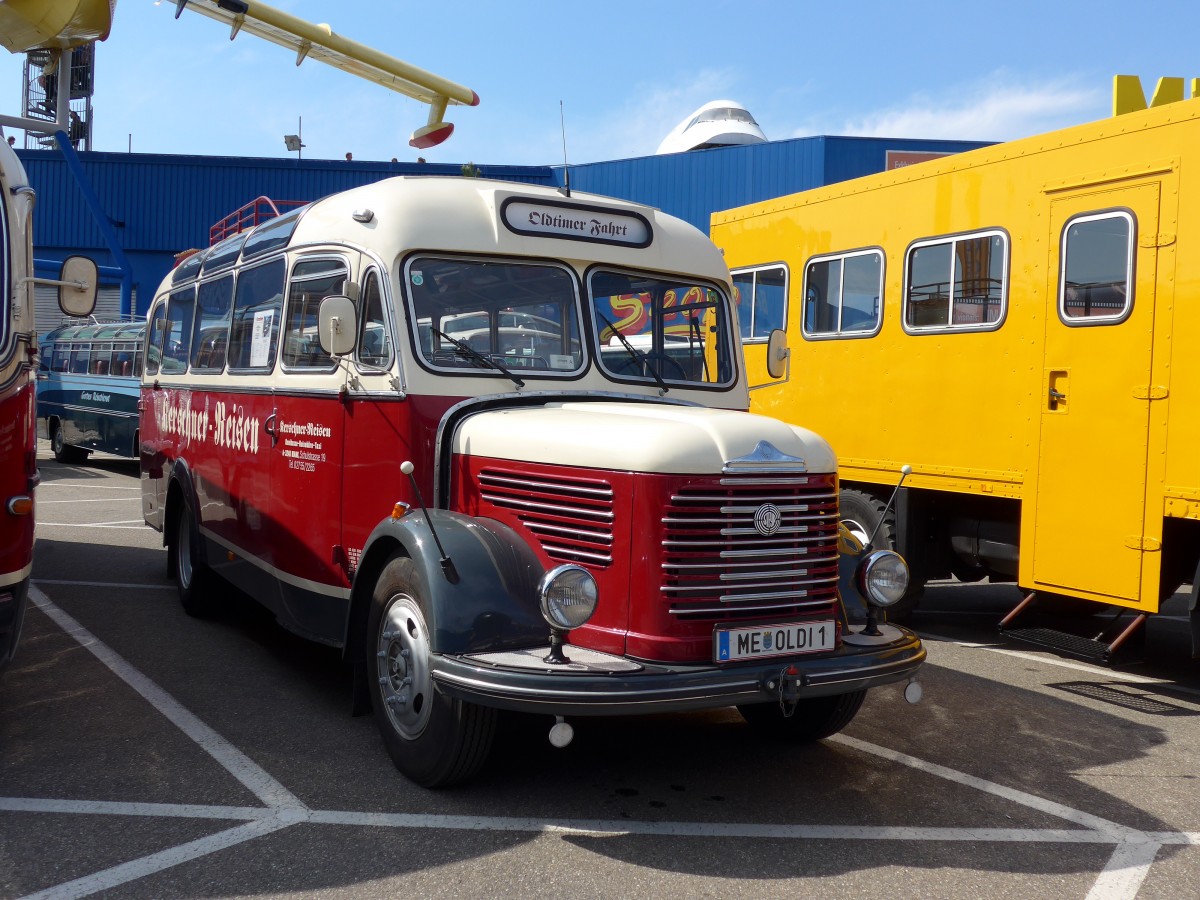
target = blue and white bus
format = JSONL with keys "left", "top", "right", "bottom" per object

{"left": 37, "top": 319, "right": 144, "bottom": 462}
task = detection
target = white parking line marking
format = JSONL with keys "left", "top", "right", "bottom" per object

{"left": 34, "top": 579, "right": 173, "bottom": 591}
{"left": 18, "top": 818, "right": 298, "bottom": 900}
{"left": 37, "top": 521, "right": 145, "bottom": 528}
{"left": 0, "top": 797, "right": 275, "bottom": 821}
{"left": 1086, "top": 841, "right": 1162, "bottom": 900}
{"left": 920, "top": 631, "right": 1200, "bottom": 699}
{"left": 10, "top": 587, "right": 1191, "bottom": 900}
{"left": 831, "top": 734, "right": 1141, "bottom": 840}
{"left": 28, "top": 586, "right": 305, "bottom": 812}
{"left": 38, "top": 497, "right": 141, "bottom": 503}
{"left": 38, "top": 484, "right": 139, "bottom": 491}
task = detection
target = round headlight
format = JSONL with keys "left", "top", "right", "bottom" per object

{"left": 538, "top": 565, "right": 599, "bottom": 630}
{"left": 858, "top": 550, "right": 910, "bottom": 607}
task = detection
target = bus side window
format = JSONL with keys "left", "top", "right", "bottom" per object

{"left": 90, "top": 341, "right": 113, "bottom": 375}
{"left": 356, "top": 269, "right": 393, "bottom": 368}
{"left": 161, "top": 286, "right": 196, "bottom": 375}
{"left": 112, "top": 342, "right": 134, "bottom": 377}
{"left": 228, "top": 258, "right": 285, "bottom": 371}
{"left": 145, "top": 301, "right": 169, "bottom": 377}
{"left": 69, "top": 342, "right": 88, "bottom": 374}
{"left": 282, "top": 258, "right": 347, "bottom": 370}
{"left": 191, "top": 275, "right": 234, "bottom": 372}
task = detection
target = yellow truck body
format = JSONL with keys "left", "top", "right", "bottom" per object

{"left": 711, "top": 98, "right": 1200, "bottom": 624}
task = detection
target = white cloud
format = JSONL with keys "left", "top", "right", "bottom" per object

{"left": 796, "top": 75, "right": 1108, "bottom": 143}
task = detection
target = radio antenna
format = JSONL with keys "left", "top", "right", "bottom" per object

{"left": 558, "top": 100, "right": 571, "bottom": 197}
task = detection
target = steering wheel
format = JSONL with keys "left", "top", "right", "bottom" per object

{"left": 639, "top": 350, "right": 688, "bottom": 381}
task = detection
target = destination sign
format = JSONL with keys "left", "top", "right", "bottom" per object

{"left": 501, "top": 198, "right": 652, "bottom": 248}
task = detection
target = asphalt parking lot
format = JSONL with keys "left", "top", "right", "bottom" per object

{"left": 2, "top": 445, "right": 1199, "bottom": 899}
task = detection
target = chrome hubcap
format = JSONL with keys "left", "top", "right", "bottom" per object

{"left": 376, "top": 595, "right": 432, "bottom": 739}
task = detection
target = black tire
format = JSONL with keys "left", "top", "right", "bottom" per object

{"left": 50, "top": 421, "right": 88, "bottom": 464}
{"left": 840, "top": 488, "right": 923, "bottom": 618}
{"left": 368, "top": 555, "right": 497, "bottom": 787}
{"left": 738, "top": 690, "right": 867, "bottom": 741}
{"left": 168, "top": 496, "right": 220, "bottom": 618}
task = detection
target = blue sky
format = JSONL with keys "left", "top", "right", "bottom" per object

{"left": 2, "top": 0, "right": 1198, "bottom": 165}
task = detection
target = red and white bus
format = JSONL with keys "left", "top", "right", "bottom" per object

{"left": 0, "top": 137, "right": 97, "bottom": 675}
{"left": 0, "top": 138, "right": 36, "bottom": 675}
{"left": 140, "top": 176, "right": 925, "bottom": 785}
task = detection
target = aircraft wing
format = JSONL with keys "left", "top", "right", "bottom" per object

{"left": 170, "top": 0, "right": 479, "bottom": 148}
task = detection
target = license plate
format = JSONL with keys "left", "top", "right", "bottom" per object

{"left": 714, "top": 620, "right": 836, "bottom": 663}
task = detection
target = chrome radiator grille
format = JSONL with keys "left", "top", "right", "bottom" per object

{"left": 477, "top": 468, "right": 614, "bottom": 566}
{"left": 661, "top": 473, "right": 839, "bottom": 621}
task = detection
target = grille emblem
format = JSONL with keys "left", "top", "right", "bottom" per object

{"left": 754, "top": 503, "right": 782, "bottom": 536}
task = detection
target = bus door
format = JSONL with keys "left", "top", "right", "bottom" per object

{"left": 266, "top": 256, "right": 350, "bottom": 637}
{"left": 339, "top": 266, "right": 408, "bottom": 579}
{"left": 1030, "top": 180, "right": 1164, "bottom": 608}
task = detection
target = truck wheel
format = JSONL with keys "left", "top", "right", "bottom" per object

{"left": 737, "top": 690, "right": 866, "bottom": 741}
{"left": 840, "top": 488, "right": 922, "bottom": 618}
{"left": 368, "top": 555, "right": 497, "bottom": 787}
{"left": 50, "top": 421, "right": 88, "bottom": 464}
{"left": 168, "top": 497, "right": 220, "bottom": 618}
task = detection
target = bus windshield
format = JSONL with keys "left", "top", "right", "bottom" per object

{"left": 588, "top": 269, "right": 735, "bottom": 387}
{"left": 407, "top": 256, "right": 584, "bottom": 375}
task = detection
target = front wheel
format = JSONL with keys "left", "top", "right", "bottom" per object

{"left": 368, "top": 555, "right": 497, "bottom": 787}
{"left": 737, "top": 690, "right": 867, "bottom": 742}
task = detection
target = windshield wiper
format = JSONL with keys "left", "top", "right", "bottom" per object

{"left": 431, "top": 327, "right": 525, "bottom": 388}
{"left": 595, "top": 312, "right": 668, "bottom": 392}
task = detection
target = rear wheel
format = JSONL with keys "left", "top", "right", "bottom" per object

{"left": 368, "top": 555, "right": 497, "bottom": 787}
{"left": 50, "top": 421, "right": 88, "bottom": 464}
{"left": 169, "top": 496, "right": 220, "bottom": 618}
{"left": 738, "top": 690, "right": 867, "bottom": 741}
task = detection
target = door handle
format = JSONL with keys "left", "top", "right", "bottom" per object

{"left": 264, "top": 410, "right": 279, "bottom": 447}
{"left": 1047, "top": 369, "right": 1069, "bottom": 411}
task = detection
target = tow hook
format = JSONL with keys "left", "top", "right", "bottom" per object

{"left": 548, "top": 715, "right": 574, "bottom": 748}
{"left": 763, "top": 665, "right": 806, "bottom": 717}
{"left": 904, "top": 677, "right": 923, "bottom": 704}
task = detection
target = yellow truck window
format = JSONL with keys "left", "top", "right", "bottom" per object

{"left": 904, "top": 231, "right": 1007, "bottom": 331}
{"left": 731, "top": 265, "right": 787, "bottom": 341}
{"left": 803, "top": 249, "right": 883, "bottom": 338}
{"left": 1059, "top": 211, "right": 1134, "bottom": 324}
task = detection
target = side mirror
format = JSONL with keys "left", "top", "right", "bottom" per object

{"left": 318, "top": 295, "right": 357, "bottom": 356}
{"left": 57, "top": 256, "right": 99, "bottom": 318}
{"left": 766, "top": 328, "right": 789, "bottom": 380}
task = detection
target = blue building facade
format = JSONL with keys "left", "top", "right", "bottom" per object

{"left": 16, "top": 134, "right": 989, "bottom": 319}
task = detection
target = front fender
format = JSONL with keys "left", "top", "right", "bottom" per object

{"left": 344, "top": 510, "right": 549, "bottom": 664}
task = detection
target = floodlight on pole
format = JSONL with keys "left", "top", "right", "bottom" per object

{"left": 284, "top": 115, "right": 304, "bottom": 158}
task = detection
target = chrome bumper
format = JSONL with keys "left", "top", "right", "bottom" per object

{"left": 432, "top": 624, "right": 925, "bottom": 716}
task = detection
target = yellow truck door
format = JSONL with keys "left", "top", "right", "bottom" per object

{"left": 1029, "top": 180, "right": 1162, "bottom": 608}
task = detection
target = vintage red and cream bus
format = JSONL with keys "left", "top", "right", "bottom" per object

{"left": 0, "top": 137, "right": 97, "bottom": 675}
{"left": 0, "top": 137, "right": 37, "bottom": 676}
{"left": 140, "top": 176, "right": 925, "bottom": 785}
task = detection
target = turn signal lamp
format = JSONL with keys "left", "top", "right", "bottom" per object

{"left": 6, "top": 495, "right": 33, "bottom": 516}
{"left": 390, "top": 501, "right": 411, "bottom": 520}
